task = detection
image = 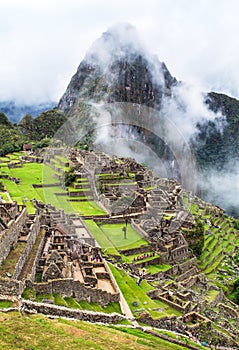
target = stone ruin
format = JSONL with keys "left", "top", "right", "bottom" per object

{"left": 0, "top": 201, "right": 120, "bottom": 309}
{"left": 0, "top": 149, "right": 239, "bottom": 347}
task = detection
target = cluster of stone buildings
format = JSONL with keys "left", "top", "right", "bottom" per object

{"left": 0, "top": 148, "right": 239, "bottom": 347}
{"left": 0, "top": 200, "right": 120, "bottom": 308}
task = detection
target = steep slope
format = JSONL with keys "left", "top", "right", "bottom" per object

{"left": 57, "top": 24, "right": 239, "bottom": 215}
{"left": 19, "top": 108, "right": 67, "bottom": 141}
{"left": 58, "top": 24, "right": 177, "bottom": 113}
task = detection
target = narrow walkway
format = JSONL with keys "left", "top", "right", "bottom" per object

{"left": 119, "top": 290, "right": 139, "bottom": 326}
{"left": 6, "top": 191, "right": 13, "bottom": 203}
{"left": 105, "top": 261, "right": 139, "bottom": 326}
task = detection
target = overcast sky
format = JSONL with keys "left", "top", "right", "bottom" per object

{"left": 1, "top": 0, "right": 239, "bottom": 104}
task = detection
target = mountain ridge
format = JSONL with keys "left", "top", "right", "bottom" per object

{"left": 0, "top": 100, "right": 56, "bottom": 123}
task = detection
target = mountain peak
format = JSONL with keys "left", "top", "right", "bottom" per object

{"left": 85, "top": 23, "right": 145, "bottom": 66}
{"left": 58, "top": 24, "right": 177, "bottom": 112}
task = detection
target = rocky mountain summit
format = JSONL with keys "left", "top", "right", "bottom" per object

{"left": 58, "top": 24, "right": 177, "bottom": 113}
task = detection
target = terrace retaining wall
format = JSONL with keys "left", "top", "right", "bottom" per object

{"left": 13, "top": 216, "right": 40, "bottom": 280}
{"left": 0, "top": 277, "right": 25, "bottom": 296}
{"left": 26, "top": 278, "right": 120, "bottom": 306}
{"left": 21, "top": 299, "right": 126, "bottom": 324}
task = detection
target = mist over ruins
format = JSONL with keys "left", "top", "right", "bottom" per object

{"left": 0, "top": 23, "right": 239, "bottom": 349}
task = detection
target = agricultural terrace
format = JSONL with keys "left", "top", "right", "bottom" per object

{"left": 109, "top": 263, "right": 182, "bottom": 319}
{"left": 0, "top": 152, "right": 105, "bottom": 216}
{"left": 186, "top": 195, "right": 239, "bottom": 294}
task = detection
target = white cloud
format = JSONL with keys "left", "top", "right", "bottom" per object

{"left": 1, "top": 0, "right": 239, "bottom": 102}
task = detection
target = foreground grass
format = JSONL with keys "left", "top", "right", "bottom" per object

{"left": 0, "top": 312, "right": 188, "bottom": 350}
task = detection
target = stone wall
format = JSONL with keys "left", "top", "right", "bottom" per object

{"left": 13, "top": 216, "right": 40, "bottom": 280}
{"left": 119, "top": 245, "right": 151, "bottom": 256}
{"left": 138, "top": 313, "right": 185, "bottom": 333}
{"left": 155, "top": 293, "right": 191, "bottom": 313}
{"left": 135, "top": 256, "right": 162, "bottom": 268}
{"left": 218, "top": 303, "right": 238, "bottom": 319}
{"left": 21, "top": 156, "right": 43, "bottom": 163}
{"left": 207, "top": 289, "right": 224, "bottom": 308}
{"left": 181, "top": 276, "right": 198, "bottom": 289}
{"left": 33, "top": 183, "right": 60, "bottom": 188}
{"left": 27, "top": 231, "right": 46, "bottom": 283}
{"left": 103, "top": 261, "right": 120, "bottom": 294}
{"left": 175, "top": 267, "right": 198, "bottom": 282}
{"left": 15, "top": 207, "right": 28, "bottom": 231}
{"left": 21, "top": 299, "right": 126, "bottom": 324}
{"left": 140, "top": 328, "right": 201, "bottom": 350}
{"left": 0, "top": 220, "right": 18, "bottom": 265}
{"left": 0, "top": 277, "right": 25, "bottom": 296}
{"left": 178, "top": 258, "right": 197, "bottom": 274}
{"left": 27, "top": 278, "right": 120, "bottom": 306}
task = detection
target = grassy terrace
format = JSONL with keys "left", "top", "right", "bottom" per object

{"left": 84, "top": 221, "right": 148, "bottom": 255}
{"left": 100, "top": 223, "right": 148, "bottom": 250}
{"left": 0, "top": 242, "right": 26, "bottom": 276}
{"left": 109, "top": 263, "right": 181, "bottom": 319}
{"left": 84, "top": 220, "right": 118, "bottom": 255}
{"left": 0, "top": 191, "right": 10, "bottom": 202}
{"left": 0, "top": 312, "right": 189, "bottom": 350}
{"left": 22, "top": 289, "right": 122, "bottom": 314}
{"left": 188, "top": 197, "right": 239, "bottom": 293}
{"left": 144, "top": 263, "right": 172, "bottom": 274}
{"left": 152, "top": 329, "right": 206, "bottom": 350}
{"left": 121, "top": 252, "right": 161, "bottom": 264}
{"left": 0, "top": 154, "right": 106, "bottom": 216}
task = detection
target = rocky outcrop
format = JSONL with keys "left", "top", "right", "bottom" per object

{"left": 58, "top": 24, "right": 177, "bottom": 114}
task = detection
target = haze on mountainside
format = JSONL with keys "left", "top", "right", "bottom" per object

{"left": 57, "top": 23, "right": 239, "bottom": 217}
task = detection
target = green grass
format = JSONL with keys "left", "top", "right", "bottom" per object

{"left": 1, "top": 161, "right": 106, "bottom": 216}
{"left": 64, "top": 297, "right": 81, "bottom": 309}
{"left": 205, "top": 289, "right": 219, "bottom": 303}
{"left": 153, "top": 329, "right": 206, "bottom": 349}
{"left": 0, "top": 242, "right": 26, "bottom": 276}
{"left": 0, "top": 191, "right": 10, "bottom": 202}
{"left": 84, "top": 220, "right": 119, "bottom": 255}
{"left": 0, "top": 300, "right": 13, "bottom": 308}
{"left": 76, "top": 300, "right": 122, "bottom": 314}
{"left": 0, "top": 311, "right": 188, "bottom": 350}
{"left": 73, "top": 201, "right": 106, "bottom": 216}
{"left": 35, "top": 294, "right": 54, "bottom": 303}
{"left": 54, "top": 293, "right": 68, "bottom": 307}
{"left": 99, "top": 223, "right": 148, "bottom": 251}
{"left": 146, "top": 264, "right": 172, "bottom": 274}
{"left": 22, "top": 287, "right": 36, "bottom": 300}
{"left": 2, "top": 163, "right": 45, "bottom": 213}
{"left": 84, "top": 221, "right": 148, "bottom": 255}
{"left": 109, "top": 263, "right": 181, "bottom": 319}
{"left": 22, "top": 291, "right": 122, "bottom": 314}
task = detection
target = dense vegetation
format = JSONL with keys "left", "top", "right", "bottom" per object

{"left": 19, "top": 108, "right": 67, "bottom": 141}
{"left": 192, "top": 92, "right": 239, "bottom": 170}
{"left": 0, "top": 108, "right": 66, "bottom": 156}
